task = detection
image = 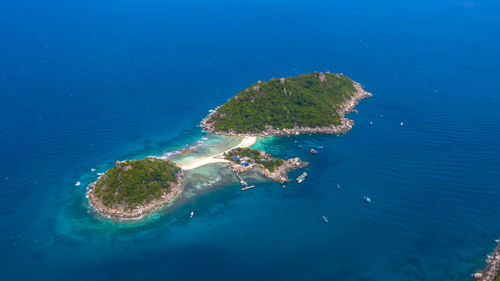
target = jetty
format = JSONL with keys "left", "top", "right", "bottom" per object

{"left": 241, "top": 185, "right": 256, "bottom": 191}
{"left": 236, "top": 171, "right": 256, "bottom": 191}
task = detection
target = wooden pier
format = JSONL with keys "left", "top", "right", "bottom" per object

{"left": 236, "top": 172, "right": 256, "bottom": 191}
{"left": 241, "top": 185, "right": 255, "bottom": 191}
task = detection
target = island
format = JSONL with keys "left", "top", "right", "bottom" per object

{"left": 86, "top": 72, "right": 372, "bottom": 219}
{"left": 87, "top": 158, "right": 184, "bottom": 219}
{"left": 224, "top": 147, "right": 308, "bottom": 184}
{"left": 201, "top": 72, "right": 372, "bottom": 136}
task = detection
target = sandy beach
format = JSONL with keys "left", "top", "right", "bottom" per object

{"left": 176, "top": 136, "right": 257, "bottom": 170}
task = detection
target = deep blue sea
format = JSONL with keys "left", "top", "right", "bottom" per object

{"left": 1, "top": 0, "right": 499, "bottom": 280}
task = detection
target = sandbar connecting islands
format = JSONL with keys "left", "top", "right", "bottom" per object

{"left": 85, "top": 72, "right": 372, "bottom": 219}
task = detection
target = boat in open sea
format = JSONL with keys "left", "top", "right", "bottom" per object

{"left": 322, "top": 216, "right": 329, "bottom": 223}
{"left": 363, "top": 196, "right": 371, "bottom": 203}
{"left": 296, "top": 172, "right": 307, "bottom": 183}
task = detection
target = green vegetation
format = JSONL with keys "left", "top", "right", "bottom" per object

{"left": 225, "top": 147, "right": 283, "bottom": 172}
{"left": 207, "top": 72, "right": 356, "bottom": 133}
{"left": 93, "top": 158, "right": 181, "bottom": 210}
{"left": 495, "top": 273, "right": 500, "bottom": 281}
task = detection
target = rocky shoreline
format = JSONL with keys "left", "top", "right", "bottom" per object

{"left": 231, "top": 157, "right": 308, "bottom": 184}
{"left": 474, "top": 240, "right": 500, "bottom": 281}
{"left": 201, "top": 81, "right": 372, "bottom": 137}
{"left": 87, "top": 170, "right": 185, "bottom": 219}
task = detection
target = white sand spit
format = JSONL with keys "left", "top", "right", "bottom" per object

{"left": 176, "top": 136, "right": 257, "bottom": 170}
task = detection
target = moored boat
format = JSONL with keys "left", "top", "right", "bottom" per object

{"left": 190, "top": 211, "right": 194, "bottom": 218}
{"left": 296, "top": 172, "right": 307, "bottom": 183}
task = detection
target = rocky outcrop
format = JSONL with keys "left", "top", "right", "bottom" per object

{"left": 87, "top": 170, "right": 185, "bottom": 219}
{"left": 318, "top": 72, "right": 326, "bottom": 82}
{"left": 230, "top": 156, "right": 308, "bottom": 184}
{"left": 262, "top": 157, "right": 308, "bottom": 183}
{"left": 474, "top": 241, "right": 500, "bottom": 281}
{"left": 201, "top": 81, "right": 372, "bottom": 137}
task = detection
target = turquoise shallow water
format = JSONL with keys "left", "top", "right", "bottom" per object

{"left": 1, "top": 0, "right": 500, "bottom": 280}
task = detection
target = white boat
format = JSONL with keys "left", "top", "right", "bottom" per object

{"left": 363, "top": 196, "right": 371, "bottom": 203}
{"left": 190, "top": 211, "right": 194, "bottom": 218}
{"left": 296, "top": 172, "right": 307, "bottom": 183}
{"left": 400, "top": 122, "right": 404, "bottom": 126}
{"left": 90, "top": 168, "right": 96, "bottom": 172}
{"left": 75, "top": 181, "right": 81, "bottom": 186}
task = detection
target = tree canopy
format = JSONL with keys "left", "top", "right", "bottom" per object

{"left": 93, "top": 158, "right": 181, "bottom": 210}
{"left": 207, "top": 72, "right": 355, "bottom": 133}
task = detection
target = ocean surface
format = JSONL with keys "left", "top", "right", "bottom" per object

{"left": 1, "top": 0, "right": 499, "bottom": 280}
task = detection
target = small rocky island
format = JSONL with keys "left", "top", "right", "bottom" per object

{"left": 87, "top": 158, "right": 184, "bottom": 219}
{"left": 202, "top": 72, "right": 372, "bottom": 136}
{"left": 224, "top": 147, "right": 308, "bottom": 184}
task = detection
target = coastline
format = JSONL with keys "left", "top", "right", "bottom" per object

{"left": 231, "top": 157, "right": 308, "bottom": 184}
{"left": 86, "top": 137, "right": 257, "bottom": 219}
{"left": 474, "top": 240, "right": 500, "bottom": 281}
{"left": 175, "top": 136, "right": 257, "bottom": 170}
{"left": 85, "top": 77, "right": 370, "bottom": 220}
{"left": 86, "top": 169, "right": 185, "bottom": 220}
{"left": 200, "top": 81, "right": 372, "bottom": 137}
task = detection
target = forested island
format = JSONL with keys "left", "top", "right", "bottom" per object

{"left": 201, "top": 72, "right": 372, "bottom": 136}
{"left": 87, "top": 158, "right": 184, "bottom": 219}
{"left": 86, "top": 72, "right": 371, "bottom": 219}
